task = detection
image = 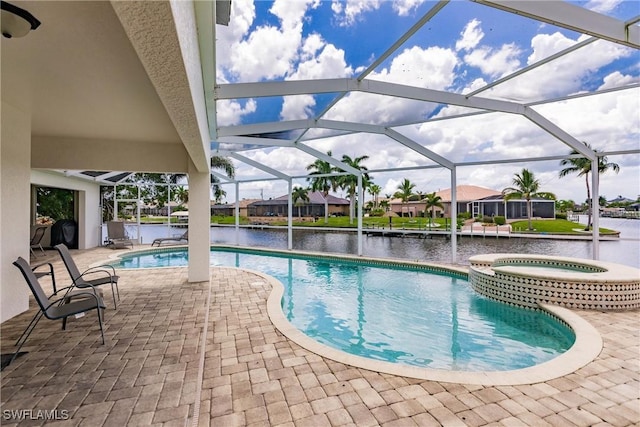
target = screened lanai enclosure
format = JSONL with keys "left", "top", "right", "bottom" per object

{"left": 62, "top": 1, "right": 639, "bottom": 263}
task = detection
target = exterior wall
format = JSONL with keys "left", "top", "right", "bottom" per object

{"left": 1, "top": 101, "right": 31, "bottom": 322}
{"left": 31, "top": 170, "right": 102, "bottom": 249}
{"left": 443, "top": 202, "right": 470, "bottom": 216}
{"left": 249, "top": 203, "right": 348, "bottom": 217}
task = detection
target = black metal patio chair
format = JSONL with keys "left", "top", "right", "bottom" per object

{"left": 54, "top": 243, "right": 120, "bottom": 308}
{"left": 6, "top": 257, "right": 106, "bottom": 368}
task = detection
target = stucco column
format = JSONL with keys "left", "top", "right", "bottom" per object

{"left": 188, "top": 161, "right": 210, "bottom": 282}
{"left": 1, "top": 101, "right": 31, "bottom": 322}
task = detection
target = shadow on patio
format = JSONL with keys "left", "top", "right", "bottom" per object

{"left": 1, "top": 247, "right": 638, "bottom": 426}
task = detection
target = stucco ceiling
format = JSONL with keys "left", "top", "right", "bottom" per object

{"left": 1, "top": 1, "right": 181, "bottom": 144}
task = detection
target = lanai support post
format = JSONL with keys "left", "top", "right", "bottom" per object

{"left": 167, "top": 184, "right": 171, "bottom": 235}
{"left": 187, "top": 162, "right": 212, "bottom": 283}
{"left": 450, "top": 167, "right": 457, "bottom": 264}
{"left": 235, "top": 182, "right": 240, "bottom": 246}
{"left": 287, "top": 179, "right": 293, "bottom": 250}
{"left": 357, "top": 174, "right": 363, "bottom": 256}
{"left": 113, "top": 185, "right": 118, "bottom": 220}
{"left": 591, "top": 159, "right": 600, "bottom": 260}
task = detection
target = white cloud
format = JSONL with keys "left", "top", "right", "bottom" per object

{"left": 217, "top": 0, "right": 321, "bottom": 82}
{"left": 585, "top": 0, "right": 624, "bottom": 13}
{"left": 216, "top": 0, "right": 256, "bottom": 73}
{"left": 598, "top": 71, "right": 639, "bottom": 89}
{"left": 483, "top": 36, "right": 634, "bottom": 101}
{"left": 324, "top": 45, "right": 458, "bottom": 124}
{"left": 331, "top": 0, "right": 381, "bottom": 26}
{"left": 281, "top": 35, "right": 353, "bottom": 119}
{"left": 456, "top": 19, "right": 484, "bottom": 52}
{"left": 281, "top": 95, "right": 316, "bottom": 120}
{"left": 270, "top": 0, "right": 320, "bottom": 30}
{"left": 463, "top": 43, "right": 522, "bottom": 78}
{"left": 290, "top": 39, "right": 354, "bottom": 80}
{"left": 393, "top": 0, "right": 425, "bottom": 16}
{"left": 216, "top": 99, "right": 257, "bottom": 126}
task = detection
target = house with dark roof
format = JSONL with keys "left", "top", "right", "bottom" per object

{"left": 247, "top": 192, "right": 349, "bottom": 217}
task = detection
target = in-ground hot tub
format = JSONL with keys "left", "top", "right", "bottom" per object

{"left": 469, "top": 254, "right": 640, "bottom": 310}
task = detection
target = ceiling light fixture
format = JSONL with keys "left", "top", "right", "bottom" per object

{"left": 1, "top": 1, "right": 40, "bottom": 38}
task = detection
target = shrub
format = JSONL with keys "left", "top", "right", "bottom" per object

{"left": 555, "top": 212, "right": 567, "bottom": 220}
{"left": 369, "top": 209, "right": 385, "bottom": 217}
{"left": 458, "top": 212, "right": 471, "bottom": 220}
{"left": 482, "top": 216, "right": 493, "bottom": 224}
{"left": 494, "top": 216, "right": 506, "bottom": 225}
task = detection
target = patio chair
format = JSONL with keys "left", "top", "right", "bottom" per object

{"left": 7, "top": 257, "right": 105, "bottom": 367}
{"left": 106, "top": 221, "right": 134, "bottom": 249}
{"left": 54, "top": 243, "right": 120, "bottom": 308}
{"left": 151, "top": 230, "right": 188, "bottom": 247}
{"left": 30, "top": 226, "right": 47, "bottom": 257}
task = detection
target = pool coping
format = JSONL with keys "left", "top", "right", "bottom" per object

{"left": 103, "top": 245, "right": 604, "bottom": 386}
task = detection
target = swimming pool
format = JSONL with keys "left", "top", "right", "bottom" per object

{"left": 114, "top": 247, "right": 575, "bottom": 372}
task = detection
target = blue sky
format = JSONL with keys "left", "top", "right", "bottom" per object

{"left": 214, "top": 0, "right": 639, "bottom": 203}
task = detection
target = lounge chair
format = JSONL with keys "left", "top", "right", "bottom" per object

{"left": 7, "top": 257, "right": 105, "bottom": 367}
{"left": 29, "top": 226, "right": 47, "bottom": 257}
{"left": 54, "top": 243, "right": 120, "bottom": 308}
{"left": 106, "top": 221, "right": 134, "bottom": 249}
{"left": 152, "top": 230, "right": 188, "bottom": 247}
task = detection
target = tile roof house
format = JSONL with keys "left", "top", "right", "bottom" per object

{"left": 390, "top": 185, "right": 501, "bottom": 217}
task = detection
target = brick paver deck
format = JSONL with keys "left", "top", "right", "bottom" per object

{"left": 1, "top": 247, "right": 638, "bottom": 426}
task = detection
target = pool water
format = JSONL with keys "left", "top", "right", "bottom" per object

{"left": 115, "top": 248, "right": 575, "bottom": 371}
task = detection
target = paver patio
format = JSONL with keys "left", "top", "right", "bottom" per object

{"left": 1, "top": 247, "right": 638, "bottom": 426}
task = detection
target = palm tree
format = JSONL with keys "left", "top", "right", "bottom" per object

{"left": 169, "top": 155, "right": 235, "bottom": 203}
{"left": 335, "top": 155, "right": 371, "bottom": 224}
{"left": 423, "top": 192, "right": 444, "bottom": 223}
{"left": 394, "top": 178, "right": 416, "bottom": 218}
{"left": 306, "top": 151, "right": 336, "bottom": 224}
{"left": 368, "top": 184, "right": 381, "bottom": 210}
{"left": 559, "top": 142, "right": 620, "bottom": 230}
{"left": 292, "top": 186, "right": 310, "bottom": 218}
{"left": 174, "top": 186, "right": 189, "bottom": 205}
{"left": 210, "top": 155, "right": 235, "bottom": 202}
{"left": 503, "top": 168, "right": 556, "bottom": 231}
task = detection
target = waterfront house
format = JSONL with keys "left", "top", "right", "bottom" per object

{"left": 432, "top": 185, "right": 500, "bottom": 217}
{"left": 211, "top": 199, "right": 260, "bottom": 217}
{"left": 470, "top": 194, "right": 556, "bottom": 220}
{"left": 247, "top": 192, "right": 349, "bottom": 217}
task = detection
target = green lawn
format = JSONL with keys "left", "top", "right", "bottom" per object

{"left": 510, "top": 219, "right": 618, "bottom": 235}
{"left": 140, "top": 215, "right": 618, "bottom": 236}
{"left": 269, "top": 216, "right": 450, "bottom": 230}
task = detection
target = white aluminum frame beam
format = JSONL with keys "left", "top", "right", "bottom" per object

{"left": 466, "top": 37, "right": 598, "bottom": 97}
{"left": 473, "top": 0, "right": 640, "bottom": 49}
{"left": 210, "top": 170, "right": 233, "bottom": 182}
{"left": 216, "top": 78, "right": 525, "bottom": 115}
{"left": 523, "top": 107, "right": 596, "bottom": 160}
{"left": 217, "top": 119, "right": 314, "bottom": 137}
{"left": 217, "top": 136, "right": 295, "bottom": 148}
{"left": 224, "top": 151, "right": 290, "bottom": 180}
{"left": 294, "top": 143, "right": 361, "bottom": 176}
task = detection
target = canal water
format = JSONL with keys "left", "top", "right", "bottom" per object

{"left": 118, "top": 216, "right": 639, "bottom": 269}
